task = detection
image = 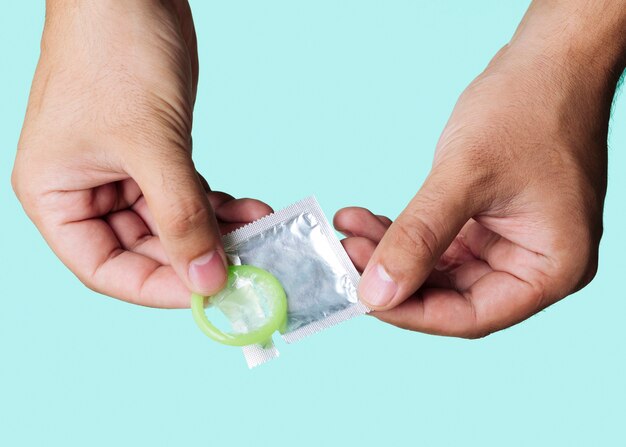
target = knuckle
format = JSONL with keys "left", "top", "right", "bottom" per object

{"left": 391, "top": 213, "right": 441, "bottom": 263}
{"left": 462, "top": 327, "right": 494, "bottom": 340}
{"left": 580, "top": 260, "right": 599, "bottom": 289}
{"left": 568, "top": 242, "right": 600, "bottom": 293}
{"left": 11, "top": 163, "right": 37, "bottom": 211}
{"left": 162, "top": 199, "right": 211, "bottom": 240}
{"left": 80, "top": 276, "right": 100, "bottom": 295}
{"left": 548, "top": 231, "right": 599, "bottom": 298}
{"left": 10, "top": 166, "right": 22, "bottom": 200}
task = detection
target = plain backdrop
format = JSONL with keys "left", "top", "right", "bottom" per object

{"left": 1, "top": 1, "right": 624, "bottom": 446}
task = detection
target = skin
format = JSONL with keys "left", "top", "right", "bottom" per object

{"left": 11, "top": 0, "right": 626, "bottom": 338}
{"left": 336, "top": 1, "right": 626, "bottom": 338}
{"left": 12, "top": 0, "right": 272, "bottom": 308}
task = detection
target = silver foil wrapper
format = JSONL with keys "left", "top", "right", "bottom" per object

{"left": 222, "top": 196, "right": 368, "bottom": 367}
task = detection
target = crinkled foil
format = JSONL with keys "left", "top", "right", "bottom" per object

{"left": 221, "top": 196, "right": 367, "bottom": 368}
{"left": 226, "top": 211, "right": 358, "bottom": 333}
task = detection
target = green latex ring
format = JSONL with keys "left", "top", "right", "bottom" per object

{"left": 191, "top": 265, "right": 287, "bottom": 346}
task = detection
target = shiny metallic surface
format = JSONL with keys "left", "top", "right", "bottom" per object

{"left": 226, "top": 212, "right": 359, "bottom": 332}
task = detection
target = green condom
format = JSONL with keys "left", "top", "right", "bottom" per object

{"left": 191, "top": 265, "right": 288, "bottom": 347}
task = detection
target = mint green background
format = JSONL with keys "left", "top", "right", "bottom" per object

{"left": 1, "top": 2, "right": 625, "bottom": 446}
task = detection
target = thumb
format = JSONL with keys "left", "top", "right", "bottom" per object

{"left": 130, "top": 148, "right": 228, "bottom": 297}
{"left": 358, "top": 168, "right": 484, "bottom": 310}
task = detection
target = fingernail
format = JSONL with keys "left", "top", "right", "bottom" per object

{"left": 359, "top": 264, "right": 398, "bottom": 307}
{"left": 188, "top": 251, "right": 227, "bottom": 296}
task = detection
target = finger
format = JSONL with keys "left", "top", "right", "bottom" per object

{"left": 129, "top": 148, "right": 227, "bottom": 297}
{"left": 335, "top": 207, "right": 461, "bottom": 289}
{"left": 461, "top": 220, "right": 550, "bottom": 285}
{"left": 132, "top": 196, "right": 158, "bottom": 235}
{"left": 207, "top": 191, "right": 234, "bottom": 209}
{"left": 214, "top": 197, "right": 273, "bottom": 223}
{"left": 106, "top": 199, "right": 272, "bottom": 265}
{"left": 218, "top": 222, "right": 251, "bottom": 235}
{"left": 214, "top": 198, "right": 273, "bottom": 235}
{"left": 106, "top": 209, "right": 169, "bottom": 265}
{"left": 447, "top": 259, "right": 492, "bottom": 291}
{"left": 358, "top": 167, "right": 485, "bottom": 311}
{"left": 48, "top": 178, "right": 143, "bottom": 223}
{"left": 334, "top": 207, "right": 390, "bottom": 242}
{"left": 132, "top": 192, "right": 273, "bottom": 236}
{"left": 433, "top": 220, "right": 477, "bottom": 272}
{"left": 376, "top": 215, "right": 393, "bottom": 227}
{"left": 373, "top": 269, "right": 542, "bottom": 338}
{"left": 197, "top": 172, "right": 211, "bottom": 192}
{"left": 341, "top": 236, "right": 377, "bottom": 272}
{"left": 341, "top": 236, "right": 451, "bottom": 291}
{"left": 90, "top": 247, "right": 191, "bottom": 308}
{"left": 335, "top": 209, "right": 449, "bottom": 288}
{"left": 43, "top": 212, "right": 190, "bottom": 308}
{"left": 133, "top": 192, "right": 225, "bottom": 237}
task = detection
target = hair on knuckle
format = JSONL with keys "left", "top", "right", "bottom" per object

{"left": 164, "top": 200, "right": 210, "bottom": 239}
{"left": 392, "top": 215, "right": 440, "bottom": 263}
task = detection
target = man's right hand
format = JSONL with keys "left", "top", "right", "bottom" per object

{"left": 337, "top": 0, "right": 626, "bottom": 338}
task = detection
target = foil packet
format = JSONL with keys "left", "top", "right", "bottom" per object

{"left": 222, "top": 196, "right": 368, "bottom": 367}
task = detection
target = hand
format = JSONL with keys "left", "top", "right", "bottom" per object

{"left": 12, "top": 0, "right": 272, "bottom": 307}
{"left": 336, "top": 1, "right": 626, "bottom": 338}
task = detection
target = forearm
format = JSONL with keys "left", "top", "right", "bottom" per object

{"left": 512, "top": 1, "right": 626, "bottom": 84}
{"left": 473, "top": 0, "right": 626, "bottom": 148}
